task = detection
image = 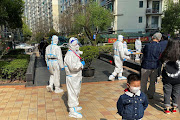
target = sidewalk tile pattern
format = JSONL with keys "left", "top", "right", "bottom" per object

{"left": 0, "top": 81, "right": 179, "bottom": 120}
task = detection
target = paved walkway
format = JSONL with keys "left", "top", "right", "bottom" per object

{"left": 34, "top": 56, "right": 132, "bottom": 86}
{"left": 0, "top": 80, "right": 179, "bottom": 120}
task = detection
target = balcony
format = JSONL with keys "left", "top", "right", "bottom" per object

{"left": 146, "top": 24, "right": 159, "bottom": 30}
{"left": 146, "top": 8, "right": 163, "bottom": 15}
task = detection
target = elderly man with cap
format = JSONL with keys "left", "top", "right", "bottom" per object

{"left": 141, "top": 32, "right": 163, "bottom": 99}
{"left": 64, "top": 37, "right": 85, "bottom": 118}
{"left": 45, "top": 35, "right": 64, "bottom": 93}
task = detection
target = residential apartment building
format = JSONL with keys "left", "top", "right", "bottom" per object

{"left": 24, "top": 0, "right": 62, "bottom": 33}
{"left": 60, "top": 0, "right": 87, "bottom": 13}
{"left": 101, "top": 0, "right": 163, "bottom": 34}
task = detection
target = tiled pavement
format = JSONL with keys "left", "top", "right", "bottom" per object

{"left": 0, "top": 80, "right": 179, "bottom": 120}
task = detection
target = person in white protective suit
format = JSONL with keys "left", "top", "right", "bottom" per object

{"left": 45, "top": 35, "right": 64, "bottom": 93}
{"left": 123, "top": 41, "right": 132, "bottom": 56}
{"left": 64, "top": 37, "right": 85, "bottom": 118}
{"left": 109, "top": 35, "right": 132, "bottom": 81}
{"left": 135, "top": 37, "right": 142, "bottom": 61}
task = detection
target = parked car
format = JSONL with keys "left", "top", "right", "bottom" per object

{"left": 15, "top": 43, "right": 35, "bottom": 52}
{"left": 59, "top": 43, "right": 69, "bottom": 48}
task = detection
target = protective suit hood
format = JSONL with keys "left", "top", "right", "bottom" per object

{"left": 118, "top": 35, "right": 124, "bottom": 42}
{"left": 69, "top": 37, "right": 80, "bottom": 52}
{"left": 51, "top": 35, "right": 58, "bottom": 45}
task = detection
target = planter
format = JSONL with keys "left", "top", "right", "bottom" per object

{"left": 82, "top": 67, "right": 95, "bottom": 77}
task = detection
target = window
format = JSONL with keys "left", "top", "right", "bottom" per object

{"left": 139, "top": 17, "right": 142, "bottom": 23}
{"left": 152, "top": 1, "right": 160, "bottom": 13}
{"left": 151, "top": 16, "right": 159, "bottom": 28}
{"left": 139, "top": 1, "right": 143, "bottom": 8}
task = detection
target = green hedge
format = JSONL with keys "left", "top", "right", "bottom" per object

{"left": 2, "top": 54, "right": 30, "bottom": 61}
{"left": 80, "top": 46, "right": 99, "bottom": 68}
{"left": 98, "top": 44, "right": 135, "bottom": 54}
{"left": 0, "top": 59, "right": 29, "bottom": 80}
{"left": 7, "top": 49, "right": 25, "bottom": 55}
{"left": 127, "top": 44, "right": 135, "bottom": 50}
{"left": 0, "top": 61, "right": 9, "bottom": 68}
{"left": 98, "top": 45, "right": 113, "bottom": 53}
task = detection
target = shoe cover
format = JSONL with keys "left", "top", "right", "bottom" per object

{"left": 118, "top": 76, "right": 127, "bottom": 80}
{"left": 109, "top": 75, "right": 115, "bottom": 81}
{"left": 75, "top": 106, "right": 82, "bottom": 111}
{"left": 54, "top": 88, "right": 63, "bottom": 93}
{"left": 46, "top": 85, "right": 53, "bottom": 92}
{"left": 69, "top": 107, "right": 83, "bottom": 118}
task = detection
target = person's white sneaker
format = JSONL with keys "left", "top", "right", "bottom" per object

{"left": 69, "top": 107, "right": 83, "bottom": 118}
{"left": 109, "top": 75, "right": 115, "bottom": 81}
{"left": 118, "top": 76, "right": 127, "bottom": 80}
{"left": 46, "top": 85, "right": 53, "bottom": 92}
{"left": 54, "top": 88, "right": 63, "bottom": 93}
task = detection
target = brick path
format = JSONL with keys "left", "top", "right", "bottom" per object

{"left": 0, "top": 80, "right": 179, "bottom": 120}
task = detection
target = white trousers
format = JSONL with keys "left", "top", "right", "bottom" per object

{"left": 48, "top": 60, "right": 60, "bottom": 87}
{"left": 66, "top": 76, "right": 82, "bottom": 108}
{"left": 112, "top": 56, "right": 123, "bottom": 77}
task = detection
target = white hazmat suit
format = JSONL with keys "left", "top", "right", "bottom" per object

{"left": 123, "top": 41, "right": 132, "bottom": 56}
{"left": 135, "top": 37, "right": 142, "bottom": 60}
{"left": 109, "top": 35, "right": 131, "bottom": 81}
{"left": 64, "top": 37, "right": 85, "bottom": 118}
{"left": 45, "top": 35, "right": 64, "bottom": 93}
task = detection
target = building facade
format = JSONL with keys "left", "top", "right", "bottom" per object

{"left": 24, "top": 0, "right": 164, "bottom": 34}
{"left": 24, "top": 0, "right": 62, "bottom": 33}
{"left": 101, "top": 0, "right": 163, "bottom": 34}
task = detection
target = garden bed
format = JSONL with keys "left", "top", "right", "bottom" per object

{"left": 0, "top": 49, "right": 30, "bottom": 84}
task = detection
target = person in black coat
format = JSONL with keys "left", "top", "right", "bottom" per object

{"left": 160, "top": 39, "right": 180, "bottom": 114}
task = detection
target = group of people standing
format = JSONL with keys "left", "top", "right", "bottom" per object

{"left": 45, "top": 35, "right": 85, "bottom": 118}
{"left": 141, "top": 32, "right": 180, "bottom": 114}
{"left": 43, "top": 33, "right": 180, "bottom": 119}
{"left": 113, "top": 33, "right": 180, "bottom": 120}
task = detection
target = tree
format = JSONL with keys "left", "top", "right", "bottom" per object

{"left": 0, "top": 0, "right": 24, "bottom": 29}
{"left": 59, "top": 2, "right": 83, "bottom": 36}
{"left": 162, "top": 0, "right": 180, "bottom": 37}
{"left": 34, "top": 32, "right": 44, "bottom": 43}
{"left": 22, "top": 20, "right": 32, "bottom": 42}
{"left": 74, "top": 1, "right": 113, "bottom": 46}
{"left": 46, "top": 29, "right": 58, "bottom": 38}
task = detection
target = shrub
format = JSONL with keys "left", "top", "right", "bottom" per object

{"left": 7, "top": 49, "right": 25, "bottom": 55}
{"left": 0, "top": 61, "right": 9, "bottom": 79}
{"left": 1, "top": 59, "right": 29, "bottom": 80}
{"left": 127, "top": 44, "right": 135, "bottom": 50}
{"left": 0, "top": 61, "right": 9, "bottom": 68}
{"left": 80, "top": 46, "right": 99, "bottom": 68}
{"left": 2, "top": 54, "right": 30, "bottom": 61}
{"left": 98, "top": 45, "right": 113, "bottom": 54}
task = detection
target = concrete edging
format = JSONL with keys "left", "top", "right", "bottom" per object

{"left": 25, "top": 53, "right": 36, "bottom": 86}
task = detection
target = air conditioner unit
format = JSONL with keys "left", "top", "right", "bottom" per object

{"left": 146, "top": 8, "right": 151, "bottom": 13}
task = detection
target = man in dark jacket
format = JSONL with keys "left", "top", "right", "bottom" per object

{"left": 141, "top": 33, "right": 163, "bottom": 99}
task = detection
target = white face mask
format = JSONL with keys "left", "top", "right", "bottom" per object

{"left": 75, "top": 44, "right": 80, "bottom": 51}
{"left": 129, "top": 86, "right": 140, "bottom": 93}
